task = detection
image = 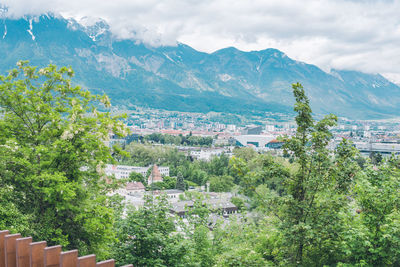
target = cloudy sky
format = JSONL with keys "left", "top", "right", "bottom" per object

{"left": 2, "top": 0, "right": 400, "bottom": 82}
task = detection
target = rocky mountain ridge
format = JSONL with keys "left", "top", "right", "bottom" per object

{"left": 1, "top": 13, "right": 399, "bottom": 119}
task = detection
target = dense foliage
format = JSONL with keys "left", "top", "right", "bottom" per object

{"left": 113, "top": 195, "right": 187, "bottom": 266}
{"left": 115, "top": 83, "right": 400, "bottom": 266}
{"left": 0, "top": 62, "right": 126, "bottom": 258}
{"left": 2, "top": 62, "right": 400, "bottom": 267}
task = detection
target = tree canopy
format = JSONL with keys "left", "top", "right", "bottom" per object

{"left": 0, "top": 61, "right": 127, "bottom": 258}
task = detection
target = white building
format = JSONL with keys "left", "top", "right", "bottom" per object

{"left": 353, "top": 142, "right": 400, "bottom": 154}
{"left": 227, "top": 124, "right": 236, "bottom": 132}
{"left": 265, "top": 125, "right": 275, "bottom": 132}
{"left": 190, "top": 149, "right": 230, "bottom": 161}
{"left": 105, "top": 164, "right": 170, "bottom": 179}
{"left": 152, "top": 189, "right": 184, "bottom": 203}
{"left": 234, "top": 134, "right": 276, "bottom": 148}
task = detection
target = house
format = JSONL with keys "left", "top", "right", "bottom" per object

{"left": 266, "top": 139, "right": 284, "bottom": 149}
{"left": 151, "top": 189, "right": 184, "bottom": 202}
{"left": 163, "top": 189, "right": 184, "bottom": 199}
{"left": 126, "top": 181, "right": 145, "bottom": 193}
{"left": 170, "top": 199, "right": 238, "bottom": 218}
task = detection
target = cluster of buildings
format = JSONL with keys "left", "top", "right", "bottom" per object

{"left": 330, "top": 121, "right": 400, "bottom": 156}
{"left": 106, "top": 164, "right": 168, "bottom": 196}
{"left": 125, "top": 107, "right": 295, "bottom": 138}
{"left": 112, "top": 108, "right": 400, "bottom": 160}
{"left": 106, "top": 110, "right": 400, "bottom": 230}
{"left": 106, "top": 163, "right": 239, "bottom": 222}
{"left": 127, "top": 108, "right": 231, "bottom": 134}
{"left": 169, "top": 197, "right": 238, "bottom": 219}
{"left": 105, "top": 164, "right": 169, "bottom": 181}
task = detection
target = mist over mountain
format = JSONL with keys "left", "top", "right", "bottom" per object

{"left": 1, "top": 14, "right": 399, "bottom": 119}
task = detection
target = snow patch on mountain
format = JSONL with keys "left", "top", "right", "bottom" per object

{"left": 219, "top": 73, "right": 232, "bottom": 82}
{"left": 27, "top": 18, "right": 35, "bottom": 41}
{"left": 78, "top": 16, "right": 104, "bottom": 27}
{"left": 163, "top": 53, "right": 175, "bottom": 63}
{"left": 79, "top": 17, "right": 109, "bottom": 42}
{"left": 256, "top": 56, "right": 264, "bottom": 72}
{"left": 2, "top": 24, "right": 6, "bottom": 39}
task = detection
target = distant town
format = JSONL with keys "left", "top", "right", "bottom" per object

{"left": 109, "top": 107, "right": 400, "bottom": 157}
{"left": 104, "top": 107, "right": 400, "bottom": 226}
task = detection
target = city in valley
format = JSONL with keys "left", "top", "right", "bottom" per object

{"left": 106, "top": 107, "right": 400, "bottom": 217}
{"left": 2, "top": 1, "right": 400, "bottom": 266}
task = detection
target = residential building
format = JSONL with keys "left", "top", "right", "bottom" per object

{"left": 170, "top": 199, "right": 238, "bottom": 218}
{"left": 105, "top": 164, "right": 169, "bottom": 179}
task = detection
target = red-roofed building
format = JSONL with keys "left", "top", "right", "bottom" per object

{"left": 266, "top": 139, "right": 284, "bottom": 149}
{"left": 148, "top": 164, "right": 164, "bottom": 185}
{"left": 126, "top": 181, "right": 146, "bottom": 192}
{"left": 161, "top": 129, "right": 188, "bottom": 136}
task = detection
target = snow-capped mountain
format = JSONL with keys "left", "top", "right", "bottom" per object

{"left": 1, "top": 14, "right": 400, "bottom": 119}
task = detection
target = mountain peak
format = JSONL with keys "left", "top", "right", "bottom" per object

{"left": 0, "top": 14, "right": 399, "bottom": 119}
{"left": 212, "top": 46, "right": 244, "bottom": 55}
{"left": 255, "top": 48, "right": 284, "bottom": 55}
{"left": 76, "top": 16, "right": 110, "bottom": 42}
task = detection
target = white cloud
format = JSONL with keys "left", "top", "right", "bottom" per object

{"left": 2, "top": 0, "right": 400, "bottom": 81}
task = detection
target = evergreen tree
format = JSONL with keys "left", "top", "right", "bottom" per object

{"left": 176, "top": 171, "right": 185, "bottom": 191}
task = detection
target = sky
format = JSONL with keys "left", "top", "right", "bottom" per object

{"left": 2, "top": 0, "right": 400, "bottom": 83}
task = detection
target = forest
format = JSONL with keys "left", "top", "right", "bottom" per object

{"left": 1, "top": 62, "right": 400, "bottom": 266}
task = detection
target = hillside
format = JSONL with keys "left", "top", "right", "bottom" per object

{"left": 1, "top": 14, "right": 400, "bottom": 119}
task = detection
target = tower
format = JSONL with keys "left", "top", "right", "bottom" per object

{"left": 147, "top": 164, "right": 163, "bottom": 185}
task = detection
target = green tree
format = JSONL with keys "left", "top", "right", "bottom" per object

{"left": 125, "top": 143, "right": 158, "bottom": 166}
{"left": 207, "top": 153, "right": 230, "bottom": 176}
{"left": 113, "top": 195, "right": 186, "bottom": 267}
{"left": 0, "top": 187, "right": 30, "bottom": 233}
{"left": 213, "top": 219, "right": 274, "bottom": 266}
{"left": 214, "top": 245, "right": 270, "bottom": 267}
{"left": 369, "top": 151, "right": 383, "bottom": 165}
{"left": 230, "top": 196, "right": 246, "bottom": 211}
{"left": 239, "top": 155, "right": 291, "bottom": 196}
{"left": 209, "top": 175, "right": 234, "bottom": 192}
{"left": 277, "top": 83, "right": 357, "bottom": 266}
{"left": 162, "top": 176, "right": 177, "bottom": 189}
{"left": 128, "top": 171, "right": 146, "bottom": 185}
{"left": 232, "top": 147, "right": 258, "bottom": 162}
{"left": 178, "top": 196, "right": 223, "bottom": 267}
{"left": 0, "top": 61, "right": 127, "bottom": 258}
{"left": 176, "top": 172, "right": 185, "bottom": 191}
{"left": 341, "top": 159, "right": 400, "bottom": 266}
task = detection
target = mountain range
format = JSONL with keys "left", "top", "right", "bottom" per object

{"left": 1, "top": 13, "right": 400, "bottom": 119}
